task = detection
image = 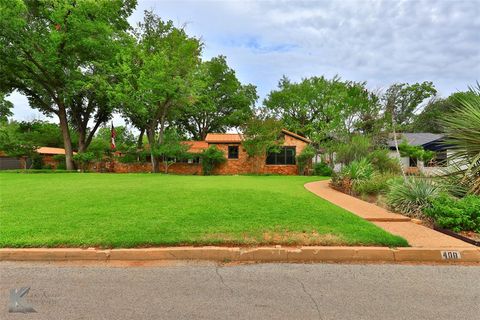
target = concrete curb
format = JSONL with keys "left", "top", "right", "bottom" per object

{"left": 1, "top": 246, "right": 479, "bottom": 264}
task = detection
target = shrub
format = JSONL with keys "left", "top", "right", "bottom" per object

{"left": 398, "top": 140, "right": 435, "bottom": 163}
{"left": 367, "top": 149, "right": 401, "bottom": 173}
{"left": 314, "top": 162, "right": 333, "bottom": 176}
{"left": 353, "top": 173, "right": 394, "bottom": 196}
{"left": 73, "top": 152, "right": 96, "bottom": 172}
{"left": 386, "top": 177, "right": 442, "bottom": 218}
{"left": 52, "top": 154, "right": 66, "bottom": 170}
{"left": 117, "top": 152, "right": 138, "bottom": 164}
{"left": 331, "top": 158, "right": 373, "bottom": 194}
{"left": 296, "top": 145, "right": 315, "bottom": 175}
{"left": 31, "top": 153, "right": 43, "bottom": 169}
{"left": 342, "top": 158, "right": 373, "bottom": 181}
{"left": 424, "top": 195, "right": 480, "bottom": 232}
{"left": 200, "top": 145, "right": 226, "bottom": 175}
{"left": 335, "top": 135, "right": 372, "bottom": 165}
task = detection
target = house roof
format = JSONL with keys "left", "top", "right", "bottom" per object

{"left": 36, "top": 147, "right": 77, "bottom": 155}
{"left": 281, "top": 129, "right": 311, "bottom": 143}
{"left": 205, "top": 133, "right": 243, "bottom": 143}
{"left": 387, "top": 133, "right": 444, "bottom": 148}
{"left": 181, "top": 141, "right": 209, "bottom": 154}
{"left": 205, "top": 129, "right": 311, "bottom": 144}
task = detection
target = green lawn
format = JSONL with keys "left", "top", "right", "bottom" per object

{"left": 0, "top": 173, "right": 408, "bottom": 248}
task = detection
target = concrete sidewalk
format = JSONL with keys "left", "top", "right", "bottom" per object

{"left": 304, "top": 180, "right": 475, "bottom": 248}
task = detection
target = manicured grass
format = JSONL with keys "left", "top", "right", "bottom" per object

{"left": 0, "top": 173, "right": 408, "bottom": 248}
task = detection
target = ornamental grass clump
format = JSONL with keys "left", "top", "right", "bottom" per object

{"left": 386, "top": 177, "right": 442, "bottom": 218}
{"left": 331, "top": 158, "right": 373, "bottom": 194}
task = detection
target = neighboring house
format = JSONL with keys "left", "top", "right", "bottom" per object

{"left": 0, "top": 147, "right": 72, "bottom": 170}
{"left": 387, "top": 133, "right": 448, "bottom": 175}
{"left": 114, "top": 129, "right": 311, "bottom": 175}
{"left": 37, "top": 147, "right": 76, "bottom": 169}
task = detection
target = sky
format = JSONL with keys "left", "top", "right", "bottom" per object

{"left": 7, "top": 0, "right": 480, "bottom": 123}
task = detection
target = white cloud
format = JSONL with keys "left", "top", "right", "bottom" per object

{"left": 8, "top": 0, "right": 480, "bottom": 121}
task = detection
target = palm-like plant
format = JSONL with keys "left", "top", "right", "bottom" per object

{"left": 441, "top": 84, "right": 480, "bottom": 195}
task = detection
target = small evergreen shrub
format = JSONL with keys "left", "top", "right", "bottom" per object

{"left": 200, "top": 146, "right": 226, "bottom": 175}
{"left": 367, "top": 149, "right": 401, "bottom": 173}
{"left": 353, "top": 173, "right": 394, "bottom": 196}
{"left": 313, "top": 162, "right": 333, "bottom": 176}
{"left": 31, "top": 153, "right": 43, "bottom": 169}
{"left": 118, "top": 152, "right": 138, "bottom": 164}
{"left": 73, "top": 152, "right": 96, "bottom": 172}
{"left": 424, "top": 195, "right": 480, "bottom": 232}
{"left": 52, "top": 154, "right": 66, "bottom": 170}
{"left": 296, "top": 146, "right": 315, "bottom": 175}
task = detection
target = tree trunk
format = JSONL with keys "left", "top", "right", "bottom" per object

{"left": 137, "top": 128, "right": 145, "bottom": 149}
{"left": 158, "top": 111, "right": 166, "bottom": 145}
{"left": 57, "top": 104, "right": 75, "bottom": 170}
{"left": 78, "top": 128, "right": 86, "bottom": 153}
{"left": 146, "top": 128, "right": 159, "bottom": 173}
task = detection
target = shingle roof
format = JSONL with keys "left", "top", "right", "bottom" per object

{"left": 205, "top": 133, "right": 243, "bottom": 143}
{"left": 205, "top": 129, "right": 311, "bottom": 144}
{"left": 36, "top": 147, "right": 77, "bottom": 155}
{"left": 387, "top": 133, "right": 444, "bottom": 147}
{"left": 181, "top": 141, "right": 209, "bottom": 153}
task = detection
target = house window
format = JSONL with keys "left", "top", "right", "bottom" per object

{"left": 228, "top": 146, "right": 239, "bottom": 159}
{"left": 266, "top": 147, "right": 296, "bottom": 165}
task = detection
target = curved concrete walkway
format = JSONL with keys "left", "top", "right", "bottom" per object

{"left": 305, "top": 180, "right": 475, "bottom": 248}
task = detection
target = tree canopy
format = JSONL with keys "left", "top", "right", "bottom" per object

{"left": 0, "top": 0, "right": 136, "bottom": 169}
{"left": 263, "top": 75, "right": 377, "bottom": 143}
{"left": 117, "top": 11, "right": 201, "bottom": 172}
{"left": 176, "top": 56, "right": 257, "bottom": 140}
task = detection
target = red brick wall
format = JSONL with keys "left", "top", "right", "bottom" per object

{"left": 86, "top": 161, "right": 202, "bottom": 174}
{"left": 211, "top": 134, "right": 309, "bottom": 175}
{"left": 42, "top": 155, "right": 58, "bottom": 169}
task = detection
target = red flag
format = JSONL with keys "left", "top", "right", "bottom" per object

{"left": 110, "top": 122, "right": 116, "bottom": 150}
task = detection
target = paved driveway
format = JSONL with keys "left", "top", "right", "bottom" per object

{"left": 1, "top": 261, "right": 479, "bottom": 320}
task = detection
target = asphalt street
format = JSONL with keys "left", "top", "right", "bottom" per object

{"left": 1, "top": 261, "right": 479, "bottom": 320}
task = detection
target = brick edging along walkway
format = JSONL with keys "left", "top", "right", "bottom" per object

{"left": 304, "top": 180, "right": 476, "bottom": 249}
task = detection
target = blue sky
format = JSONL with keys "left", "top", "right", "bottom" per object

{"left": 7, "top": 0, "right": 480, "bottom": 122}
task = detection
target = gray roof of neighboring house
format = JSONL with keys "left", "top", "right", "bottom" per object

{"left": 387, "top": 133, "right": 444, "bottom": 148}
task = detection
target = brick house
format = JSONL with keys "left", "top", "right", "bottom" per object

{"left": 37, "top": 147, "right": 76, "bottom": 169}
{"left": 113, "top": 129, "right": 311, "bottom": 175}
{"left": 27, "top": 129, "right": 310, "bottom": 175}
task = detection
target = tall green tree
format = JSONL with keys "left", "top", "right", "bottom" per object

{"left": 68, "top": 67, "right": 120, "bottom": 153}
{"left": 0, "top": 0, "right": 136, "bottom": 170}
{"left": 177, "top": 56, "right": 257, "bottom": 140}
{"left": 382, "top": 81, "right": 437, "bottom": 180}
{"left": 0, "top": 92, "right": 13, "bottom": 123}
{"left": 118, "top": 11, "right": 201, "bottom": 172}
{"left": 382, "top": 82, "right": 437, "bottom": 130}
{"left": 263, "top": 75, "right": 377, "bottom": 143}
